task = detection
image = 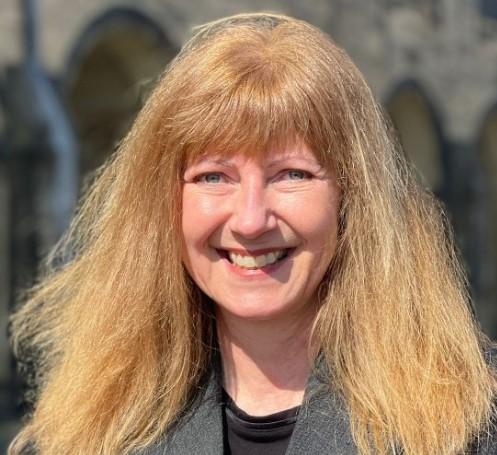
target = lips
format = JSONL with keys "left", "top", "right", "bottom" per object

{"left": 216, "top": 248, "right": 294, "bottom": 270}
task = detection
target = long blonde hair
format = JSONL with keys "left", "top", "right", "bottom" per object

{"left": 9, "top": 13, "right": 496, "bottom": 455}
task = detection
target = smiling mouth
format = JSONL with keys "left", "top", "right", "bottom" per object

{"left": 216, "top": 248, "right": 294, "bottom": 270}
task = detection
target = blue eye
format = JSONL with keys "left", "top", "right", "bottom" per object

{"left": 198, "top": 173, "right": 222, "bottom": 184}
{"left": 286, "top": 170, "right": 310, "bottom": 180}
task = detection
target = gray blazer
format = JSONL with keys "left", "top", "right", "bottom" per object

{"left": 140, "top": 357, "right": 497, "bottom": 455}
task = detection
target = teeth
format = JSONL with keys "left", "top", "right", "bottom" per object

{"left": 255, "top": 255, "right": 266, "bottom": 267}
{"left": 227, "top": 250, "right": 288, "bottom": 269}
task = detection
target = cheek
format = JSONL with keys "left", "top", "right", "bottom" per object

{"left": 181, "top": 190, "right": 215, "bottom": 245}
{"left": 293, "top": 190, "right": 339, "bottom": 240}
{"left": 315, "top": 204, "right": 339, "bottom": 241}
{"left": 181, "top": 189, "right": 227, "bottom": 264}
{"left": 181, "top": 191, "right": 203, "bottom": 274}
{"left": 297, "top": 194, "right": 340, "bottom": 268}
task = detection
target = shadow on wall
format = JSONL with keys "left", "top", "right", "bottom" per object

{"left": 475, "top": 106, "right": 497, "bottom": 338}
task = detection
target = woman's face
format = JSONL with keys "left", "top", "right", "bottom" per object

{"left": 181, "top": 141, "right": 340, "bottom": 322}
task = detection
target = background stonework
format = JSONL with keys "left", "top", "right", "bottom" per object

{"left": 1, "top": 0, "right": 496, "bottom": 450}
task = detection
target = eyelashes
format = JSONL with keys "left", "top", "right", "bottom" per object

{"left": 192, "top": 169, "right": 313, "bottom": 185}
{"left": 283, "top": 170, "right": 312, "bottom": 181}
{"left": 194, "top": 172, "right": 224, "bottom": 184}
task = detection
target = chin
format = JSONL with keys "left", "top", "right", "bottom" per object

{"left": 215, "top": 298, "right": 300, "bottom": 322}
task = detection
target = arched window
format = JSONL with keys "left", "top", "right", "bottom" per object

{"left": 386, "top": 82, "right": 445, "bottom": 196}
{"left": 63, "top": 9, "right": 177, "bottom": 183}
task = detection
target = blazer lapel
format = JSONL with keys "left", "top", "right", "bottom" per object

{"left": 140, "top": 368, "right": 225, "bottom": 455}
{"left": 142, "top": 354, "right": 357, "bottom": 455}
{"left": 286, "top": 362, "right": 357, "bottom": 454}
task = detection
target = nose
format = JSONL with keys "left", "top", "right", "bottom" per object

{"left": 228, "top": 176, "right": 277, "bottom": 239}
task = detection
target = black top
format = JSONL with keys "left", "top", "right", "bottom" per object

{"left": 222, "top": 390, "right": 300, "bottom": 455}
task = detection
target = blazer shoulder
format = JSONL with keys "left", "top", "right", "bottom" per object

{"left": 472, "top": 347, "right": 497, "bottom": 454}
{"left": 468, "top": 421, "right": 497, "bottom": 455}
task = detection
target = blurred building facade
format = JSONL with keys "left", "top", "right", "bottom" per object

{"left": 0, "top": 0, "right": 497, "bottom": 449}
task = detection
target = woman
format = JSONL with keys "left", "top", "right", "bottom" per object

{"left": 9, "top": 12, "right": 497, "bottom": 455}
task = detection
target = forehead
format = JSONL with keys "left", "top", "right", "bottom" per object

{"left": 184, "top": 138, "right": 323, "bottom": 168}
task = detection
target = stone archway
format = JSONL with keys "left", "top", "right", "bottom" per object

{"left": 63, "top": 9, "right": 177, "bottom": 182}
{"left": 386, "top": 84, "right": 445, "bottom": 195}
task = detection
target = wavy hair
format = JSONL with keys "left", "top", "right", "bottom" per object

{"left": 9, "top": 12, "right": 496, "bottom": 455}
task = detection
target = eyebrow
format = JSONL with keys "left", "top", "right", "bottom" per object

{"left": 265, "top": 155, "right": 323, "bottom": 168}
{"left": 187, "top": 157, "right": 234, "bottom": 167}
{"left": 188, "top": 155, "right": 323, "bottom": 169}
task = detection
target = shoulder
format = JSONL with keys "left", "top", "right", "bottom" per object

{"left": 134, "top": 368, "right": 225, "bottom": 455}
{"left": 468, "top": 419, "right": 497, "bottom": 454}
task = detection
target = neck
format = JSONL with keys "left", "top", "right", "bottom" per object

{"left": 216, "top": 306, "right": 318, "bottom": 416}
